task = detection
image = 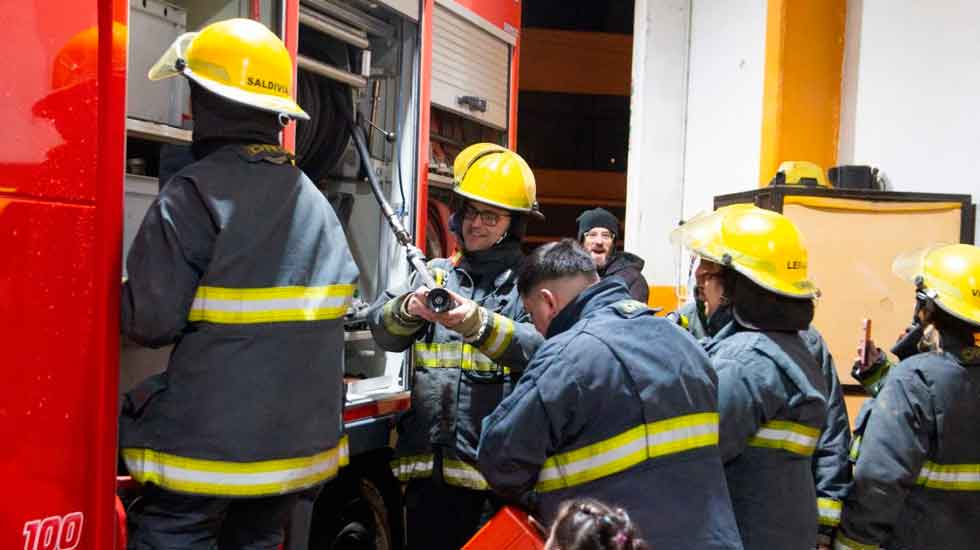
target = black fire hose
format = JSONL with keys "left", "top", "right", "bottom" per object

{"left": 335, "top": 87, "right": 452, "bottom": 313}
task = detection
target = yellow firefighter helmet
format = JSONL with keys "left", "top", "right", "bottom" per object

{"left": 452, "top": 143, "right": 539, "bottom": 214}
{"left": 148, "top": 18, "right": 308, "bottom": 120}
{"left": 771, "top": 161, "right": 831, "bottom": 188}
{"left": 670, "top": 204, "right": 819, "bottom": 298}
{"left": 893, "top": 243, "right": 980, "bottom": 327}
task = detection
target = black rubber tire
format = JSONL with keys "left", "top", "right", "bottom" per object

{"left": 310, "top": 477, "right": 393, "bottom": 550}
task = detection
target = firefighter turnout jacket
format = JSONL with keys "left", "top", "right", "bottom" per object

{"left": 370, "top": 252, "right": 543, "bottom": 489}
{"left": 800, "top": 327, "right": 852, "bottom": 539}
{"left": 675, "top": 302, "right": 851, "bottom": 542}
{"left": 120, "top": 144, "right": 358, "bottom": 498}
{"left": 477, "top": 279, "right": 744, "bottom": 550}
{"left": 705, "top": 321, "right": 827, "bottom": 550}
{"left": 835, "top": 346, "right": 980, "bottom": 550}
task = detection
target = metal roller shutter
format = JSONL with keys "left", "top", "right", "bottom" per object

{"left": 431, "top": 3, "right": 510, "bottom": 130}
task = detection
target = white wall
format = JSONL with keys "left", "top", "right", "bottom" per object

{"left": 625, "top": 0, "right": 692, "bottom": 287}
{"left": 627, "top": 0, "right": 768, "bottom": 290}
{"left": 682, "top": 0, "right": 768, "bottom": 220}
{"left": 840, "top": 0, "right": 980, "bottom": 241}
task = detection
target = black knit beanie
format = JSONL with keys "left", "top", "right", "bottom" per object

{"left": 576, "top": 208, "right": 620, "bottom": 240}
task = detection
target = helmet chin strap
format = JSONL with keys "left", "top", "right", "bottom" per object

{"left": 493, "top": 232, "right": 509, "bottom": 246}
{"left": 278, "top": 113, "right": 290, "bottom": 128}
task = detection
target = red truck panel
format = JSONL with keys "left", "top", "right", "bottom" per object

{"left": 453, "top": 0, "right": 521, "bottom": 34}
{"left": 0, "top": 0, "right": 126, "bottom": 548}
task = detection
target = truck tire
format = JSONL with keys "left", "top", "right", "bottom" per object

{"left": 310, "top": 476, "right": 393, "bottom": 550}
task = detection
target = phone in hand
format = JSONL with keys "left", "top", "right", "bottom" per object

{"left": 858, "top": 318, "right": 873, "bottom": 369}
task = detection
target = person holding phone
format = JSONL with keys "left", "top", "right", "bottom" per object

{"left": 835, "top": 244, "right": 980, "bottom": 550}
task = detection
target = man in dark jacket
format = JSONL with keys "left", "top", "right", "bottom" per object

{"left": 120, "top": 19, "right": 358, "bottom": 550}
{"left": 477, "top": 239, "right": 743, "bottom": 550}
{"left": 576, "top": 207, "right": 649, "bottom": 303}
{"left": 369, "top": 143, "right": 544, "bottom": 549}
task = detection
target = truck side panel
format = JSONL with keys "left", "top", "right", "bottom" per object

{"left": 0, "top": 1, "right": 126, "bottom": 548}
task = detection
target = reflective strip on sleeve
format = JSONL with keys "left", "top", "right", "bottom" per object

{"left": 833, "top": 532, "right": 878, "bottom": 550}
{"left": 480, "top": 313, "right": 514, "bottom": 359}
{"left": 747, "top": 420, "right": 820, "bottom": 456}
{"left": 339, "top": 435, "right": 350, "bottom": 468}
{"left": 122, "top": 437, "right": 348, "bottom": 497}
{"left": 849, "top": 434, "right": 862, "bottom": 462}
{"left": 189, "top": 284, "right": 355, "bottom": 324}
{"left": 382, "top": 297, "right": 424, "bottom": 336}
{"left": 535, "top": 412, "right": 719, "bottom": 493}
{"left": 390, "top": 454, "right": 434, "bottom": 482}
{"left": 413, "top": 342, "right": 510, "bottom": 374}
{"left": 443, "top": 459, "right": 489, "bottom": 490}
{"left": 916, "top": 461, "right": 980, "bottom": 491}
{"left": 817, "top": 497, "right": 843, "bottom": 526}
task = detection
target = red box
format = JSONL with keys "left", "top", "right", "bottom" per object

{"left": 463, "top": 506, "right": 546, "bottom": 550}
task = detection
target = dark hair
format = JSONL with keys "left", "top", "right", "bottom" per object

{"left": 547, "top": 499, "right": 648, "bottom": 550}
{"left": 723, "top": 269, "right": 814, "bottom": 331}
{"left": 924, "top": 298, "right": 980, "bottom": 348}
{"left": 517, "top": 239, "right": 597, "bottom": 296}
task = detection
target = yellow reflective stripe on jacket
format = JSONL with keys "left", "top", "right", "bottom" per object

{"left": 747, "top": 420, "right": 820, "bottom": 456}
{"left": 122, "top": 436, "right": 349, "bottom": 497}
{"left": 188, "top": 284, "right": 355, "bottom": 324}
{"left": 413, "top": 342, "right": 510, "bottom": 374}
{"left": 817, "top": 497, "right": 843, "bottom": 526}
{"left": 382, "top": 298, "right": 423, "bottom": 336}
{"left": 916, "top": 461, "right": 980, "bottom": 490}
{"left": 390, "top": 454, "right": 434, "bottom": 482}
{"left": 535, "top": 412, "right": 719, "bottom": 493}
{"left": 481, "top": 313, "right": 514, "bottom": 359}
{"left": 833, "top": 532, "right": 878, "bottom": 550}
{"left": 443, "top": 459, "right": 489, "bottom": 490}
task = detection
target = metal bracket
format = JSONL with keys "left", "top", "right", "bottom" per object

{"left": 457, "top": 95, "right": 488, "bottom": 113}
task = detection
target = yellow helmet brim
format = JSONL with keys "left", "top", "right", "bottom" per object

{"left": 893, "top": 243, "right": 980, "bottom": 326}
{"left": 147, "top": 31, "right": 309, "bottom": 120}
{"left": 670, "top": 206, "right": 819, "bottom": 299}
{"left": 452, "top": 188, "right": 534, "bottom": 214}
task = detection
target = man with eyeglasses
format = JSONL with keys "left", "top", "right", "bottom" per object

{"left": 368, "top": 143, "right": 545, "bottom": 549}
{"left": 577, "top": 207, "right": 649, "bottom": 303}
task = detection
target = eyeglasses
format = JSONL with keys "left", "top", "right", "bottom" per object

{"left": 583, "top": 230, "right": 614, "bottom": 241}
{"left": 462, "top": 205, "right": 510, "bottom": 227}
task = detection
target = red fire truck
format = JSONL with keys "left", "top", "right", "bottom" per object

{"left": 2, "top": 0, "right": 520, "bottom": 548}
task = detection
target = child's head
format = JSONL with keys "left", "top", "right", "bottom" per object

{"left": 544, "top": 499, "right": 648, "bottom": 550}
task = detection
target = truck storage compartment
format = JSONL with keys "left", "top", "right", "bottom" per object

{"left": 431, "top": 1, "right": 512, "bottom": 130}
{"left": 128, "top": 0, "right": 189, "bottom": 126}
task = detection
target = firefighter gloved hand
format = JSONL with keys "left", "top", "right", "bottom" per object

{"left": 402, "top": 287, "right": 484, "bottom": 339}
{"left": 400, "top": 287, "right": 429, "bottom": 321}
{"left": 438, "top": 291, "right": 485, "bottom": 341}
{"left": 852, "top": 340, "right": 892, "bottom": 398}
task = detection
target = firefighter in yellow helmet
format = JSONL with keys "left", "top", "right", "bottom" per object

{"left": 670, "top": 204, "right": 852, "bottom": 548}
{"left": 670, "top": 205, "right": 827, "bottom": 550}
{"left": 120, "top": 19, "right": 357, "bottom": 549}
{"left": 835, "top": 244, "right": 980, "bottom": 550}
{"left": 369, "top": 143, "right": 545, "bottom": 548}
